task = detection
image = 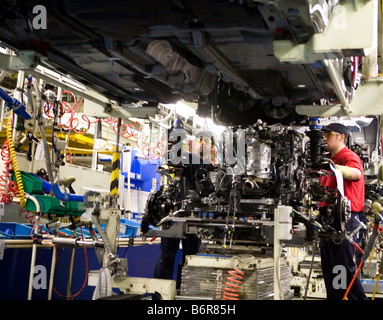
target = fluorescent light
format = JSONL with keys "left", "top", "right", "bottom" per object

{"left": 160, "top": 100, "right": 226, "bottom": 134}
{"left": 175, "top": 101, "right": 196, "bottom": 119}
{"left": 35, "top": 65, "right": 86, "bottom": 91}
{"left": 194, "top": 114, "right": 226, "bottom": 134}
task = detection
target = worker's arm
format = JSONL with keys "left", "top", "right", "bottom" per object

{"left": 336, "top": 164, "right": 362, "bottom": 181}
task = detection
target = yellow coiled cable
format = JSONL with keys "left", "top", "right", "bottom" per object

{"left": 6, "top": 110, "right": 26, "bottom": 207}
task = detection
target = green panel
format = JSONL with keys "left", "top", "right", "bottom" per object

{"left": 12, "top": 171, "right": 43, "bottom": 194}
{"left": 25, "top": 195, "right": 85, "bottom": 216}
{"left": 12, "top": 171, "right": 85, "bottom": 216}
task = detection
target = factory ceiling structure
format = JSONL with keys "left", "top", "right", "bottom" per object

{"left": 0, "top": 0, "right": 381, "bottom": 124}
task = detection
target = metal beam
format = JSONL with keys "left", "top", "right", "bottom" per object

{"left": 88, "top": 271, "right": 176, "bottom": 300}
{"left": 82, "top": 98, "right": 158, "bottom": 119}
{"left": 28, "top": 68, "right": 158, "bottom": 120}
{"left": 0, "top": 50, "right": 158, "bottom": 120}
{"left": 295, "top": 78, "right": 383, "bottom": 116}
{"left": 0, "top": 50, "right": 40, "bottom": 70}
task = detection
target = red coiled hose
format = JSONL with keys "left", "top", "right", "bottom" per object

{"left": 42, "top": 90, "right": 166, "bottom": 160}
{"left": 222, "top": 266, "right": 244, "bottom": 300}
{"left": 65, "top": 149, "right": 73, "bottom": 164}
{"left": 0, "top": 139, "right": 18, "bottom": 204}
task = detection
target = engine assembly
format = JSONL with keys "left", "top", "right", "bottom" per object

{"left": 143, "top": 119, "right": 353, "bottom": 250}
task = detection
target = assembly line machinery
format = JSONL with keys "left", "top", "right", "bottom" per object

{"left": 0, "top": 0, "right": 382, "bottom": 300}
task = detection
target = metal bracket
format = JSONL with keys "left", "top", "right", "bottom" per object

{"left": 113, "top": 276, "right": 176, "bottom": 300}
{"left": 273, "top": 0, "right": 377, "bottom": 64}
{"left": 295, "top": 77, "right": 383, "bottom": 116}
{"left": 88, "top": 271, "right": 177, "bottom": 300}
{"left": 145, "top": 221, "right": 187, "bottom": 239}
{"left": 0, "top": 50, "right": 40, "bottom": 70}
{"left": 83, "top": 98, "right": 158, "bottom": 119}
{"left": 0, "top": 50, "right": 158, "bottom": 120}
{"left": 273, "top": 0, "right": 380, "bottom": 116}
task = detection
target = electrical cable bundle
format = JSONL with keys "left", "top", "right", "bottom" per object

{"left": 42, "top": 90, "right": 166, "bottom": 160}
{"left": 343, "top": 224, "right": 380, "bottom": 300}
{"left": 53, "top": 227, "right": 89, "bottom": 299}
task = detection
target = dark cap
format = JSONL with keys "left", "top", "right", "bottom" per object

{"left": 364, "top": 199, "right": 372, "bottom": 208}
{"left": 322, "top": 123, "right": 349, "bottom": 136}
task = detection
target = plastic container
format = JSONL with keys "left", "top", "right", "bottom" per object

{"left": 120, "top": 218, "right": 141, "bottom": 238}
{"left": 361, "top": 279, "right": 383, "bottom": 293}
{"left": 0, "top": 222, "right": 32, "bottom": 239}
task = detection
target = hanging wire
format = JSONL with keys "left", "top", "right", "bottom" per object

{"left": 42, "top": 90, "right": 166, "bottom": 160}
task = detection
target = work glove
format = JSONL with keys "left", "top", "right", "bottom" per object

{"left": 141, "top": 214, "right": 150, "bottom": 234}
{"left": 372, "top": 201, "right": 383, "bottom": 216}
{"left": 335, "top": 165, "right": 351, "bottom": 179}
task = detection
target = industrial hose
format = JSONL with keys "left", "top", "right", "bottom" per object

{"left": 148, "top": 104, "right": 174, "bottom": 127}
{"left": 303, "top": 238, "right": 317, "bottom": 300}
{"left": 6, "top": 110, "right": 26, "bottom": 207}
{"left": 361, "top": 228, "right": 380, "bottom": 262}
{"left": 92, "top": 267, "right": 112, "bottom": 300}
{"left": 91, "top": 213, "right": 113, "bottom": 256}
{"left": 31, "top": 77, "right": 55, "bottom": 184}
{"left": 342, "top": 226, "right": 380, "bottom": 300}
{"left": 342, "top": 202, "right": 383, "bottom": 300}
{"left": 372, "top": 254, "right": 383, "bottom": 300}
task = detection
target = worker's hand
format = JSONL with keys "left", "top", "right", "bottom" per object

{"left": 335, "top": 165, "right": 351, "bottom": 179}
{"left": 335, "top": 164, "right": 362, "bottom": 181}
{"left": 318, "top": 160, "right": 332, "bottom": 172}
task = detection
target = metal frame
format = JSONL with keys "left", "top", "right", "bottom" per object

{"left": 295, "top": 78, "right": 383, "bottom": 116}
{"left": 274, "top": 1, "right": 377, "bottom": 64}
{"left": 88, "top": 271, "right": 176, "bottom": 300}
{"left": 143, "top": 205, "right": 293, "bottom": 300}
{"left": 0, "top": 50, "right": 158, "bottom": 120}
{"left": 176, "top": 253, "right": 291, "bottom": 300}
{"left": 274, "top": 0, "right": 382, "bottom": 116}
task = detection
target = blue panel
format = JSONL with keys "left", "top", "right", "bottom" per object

{"left": 0, "top": 243, "right": 163, "bottom": 300}
{"left": 0, "top": 222, "right": 32, "bottom": 239}
{"left": 120, "top": 148, "right": 160, "bottom": 192}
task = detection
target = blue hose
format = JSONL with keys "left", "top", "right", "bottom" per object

{"left": 0, "top": 87, "right": 31, "bottom": 120}
{"left": 52, "top": 183, "right": 84, "bottom": 202}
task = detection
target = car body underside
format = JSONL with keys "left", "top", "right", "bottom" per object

{"left": 0, "top": 0, "right": 379, "bottom": 125}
